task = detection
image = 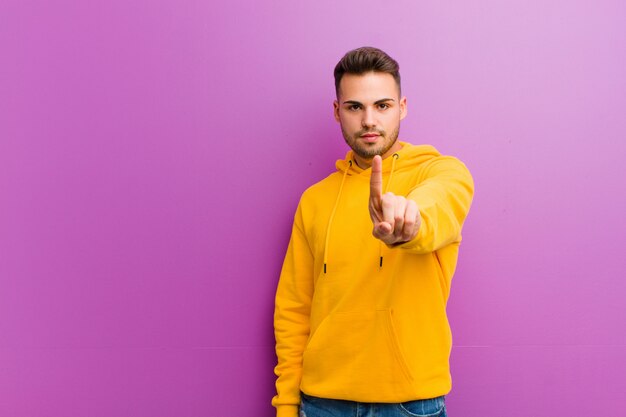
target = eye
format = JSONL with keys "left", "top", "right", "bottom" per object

{"left": 378, "top": 103, "right": 390, "bottom": 110}
{"left": 348, "top": 104, "right": 361, "bottom": 111}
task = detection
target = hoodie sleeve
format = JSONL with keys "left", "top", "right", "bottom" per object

{"left": 272, "top": 202, "right": 314, "bottom": 417}
{"left": 396, "top": 155, "right": 474, "bottom": 254}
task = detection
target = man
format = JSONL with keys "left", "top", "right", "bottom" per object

{"left": 272, "top": 47, "right": 474, "bottom": 417}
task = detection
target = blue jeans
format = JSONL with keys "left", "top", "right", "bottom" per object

{"left": 299, "top": 392, "right": 447, "bottom": 417}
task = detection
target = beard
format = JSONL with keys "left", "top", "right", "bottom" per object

{"left": 341, "top": 124, "right": 400, "bottom": 159}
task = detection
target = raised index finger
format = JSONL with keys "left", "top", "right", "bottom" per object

{"left": 370, "top": 155, "right": 383, "bottom": 205}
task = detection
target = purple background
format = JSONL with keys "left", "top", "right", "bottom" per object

{"left": 1, "top": 1, "right": 625, "bottom": 416}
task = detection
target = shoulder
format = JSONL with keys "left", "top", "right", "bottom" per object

{"left": 299, "top": 171, "right": 343, "bottom": 205}
{"left": 400, "top": 142, "right": 470, "bottom": 171}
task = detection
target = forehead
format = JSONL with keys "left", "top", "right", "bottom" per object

{"left": 337, "top": 72, "right": 399, "bottom": 102}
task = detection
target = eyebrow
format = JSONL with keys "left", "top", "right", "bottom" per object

{"left": 342, "top": 98, "right": 396, "bottom": 105}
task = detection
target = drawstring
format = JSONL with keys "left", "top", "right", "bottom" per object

{"left": 323, "top": 160, "right": 352, "bottom": 274}
{"left": 379, "top": 153, "right": 400, "bottom": 269}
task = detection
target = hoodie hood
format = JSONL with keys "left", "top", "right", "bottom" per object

{"left": 335, "top": 141, "right": 441, "bottom": 175}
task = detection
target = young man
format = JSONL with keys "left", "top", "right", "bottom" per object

{"left": 272, "top": 47, "right": 474, "bottom": 417}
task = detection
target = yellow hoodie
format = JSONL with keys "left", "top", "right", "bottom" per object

{"left": 273, "top": 142, "right": 474, "bottom": 417}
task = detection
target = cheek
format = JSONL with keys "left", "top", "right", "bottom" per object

{"left": 390, "top": 111, "right": 403, "bottom": 124}
{"left": 339, "top": 114, "right": 360, "bottom": 128}
{"left": 380, "top": 114, "right": 398, "bottom": 127}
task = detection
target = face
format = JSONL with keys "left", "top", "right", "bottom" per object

{"left": 334, "top": 71, "right": 407, "bottom": 168}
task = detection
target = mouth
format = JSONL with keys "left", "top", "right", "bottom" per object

{"left": 360, "top": 133, "right": 381, "bottom": 143}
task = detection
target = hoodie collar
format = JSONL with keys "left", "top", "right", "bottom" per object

{"left": 335, "top": 141, "right": 439, "bottom": 175}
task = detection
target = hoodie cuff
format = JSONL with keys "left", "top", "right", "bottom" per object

{"left": 276, "top": 404, "right": 299, "bottom": 417}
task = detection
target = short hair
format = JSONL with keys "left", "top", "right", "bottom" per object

{"left": 333, "top": 46, "right": 401, "bottom": 96}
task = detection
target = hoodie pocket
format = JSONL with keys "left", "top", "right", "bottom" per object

{"left": 302, "top": 309, "right": 414, "bottom": 396}
{"left": 383, "top": 308, "right": 413, "bottom": 382}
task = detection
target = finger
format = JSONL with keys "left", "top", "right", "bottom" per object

{"left": 369, "top": 155, "right": 383, "bottom": 207}
{"left": 401, "top": 200, "right": 419, "bottom": 242}
{"left": 373, "top": 222, "right": 393, "bottom": 240}
{"left": 393, "top": 197, "right": 407, "bottom": 238}
{"left": 381, "top": 192, "right": 396, "bottom": 230}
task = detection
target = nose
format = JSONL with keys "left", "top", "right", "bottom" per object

{"left": 361, "top": 107, "right": 376, "bottom": 129}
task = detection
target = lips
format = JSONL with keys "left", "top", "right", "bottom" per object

{"left": 360, "top": 133, "right": 381, "bottom": 143}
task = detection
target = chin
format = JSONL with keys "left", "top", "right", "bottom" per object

{"left": 359, "top": 141, "right": 394, "bottom": 158}
{"left": 353, "top": 147, "right": 383, "bottom": 159}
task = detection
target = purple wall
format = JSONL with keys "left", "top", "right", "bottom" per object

{"left": 1, "top": 1, "right": 625, "bottom": 415}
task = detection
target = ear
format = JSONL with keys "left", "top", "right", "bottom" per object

{"left": 333, "top": 100, "right": 340, "bottom": 122}
{"left": 399, "top": 96, "right": 407, "bottom": 120}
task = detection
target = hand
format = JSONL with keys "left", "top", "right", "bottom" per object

{"left": 369, "top": 155, "right": 421, "bottom": 245}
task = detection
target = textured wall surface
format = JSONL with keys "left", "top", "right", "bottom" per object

{"left": 1, "top": 1, "right": 625, "bottom": 416}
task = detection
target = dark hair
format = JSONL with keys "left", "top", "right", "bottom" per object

{"left": 333, "top": 46, "right": 401, "bottom": 95}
